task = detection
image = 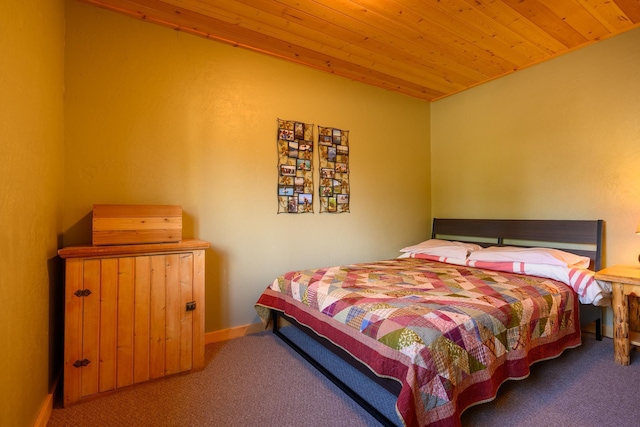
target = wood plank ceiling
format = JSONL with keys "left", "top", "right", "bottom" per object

{"left": 81, "top": 0, "right": 640, "bottom": 101}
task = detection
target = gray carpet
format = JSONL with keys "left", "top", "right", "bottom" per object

{"left": 47, "top": 329, "right": 640, "bottom": 427}
{"left": 462, "top": 332, "right": 640, "bottom": 427}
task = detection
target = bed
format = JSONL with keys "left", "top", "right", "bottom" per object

{"left": 255, "top": 219, "right": 609, "bottom": 426}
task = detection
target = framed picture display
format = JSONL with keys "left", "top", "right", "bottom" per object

{"left": 318, "top": 125, "right": 349, "bottom": 213}
{"left": 277, "top": 118, "right": 314, "bottom": 213}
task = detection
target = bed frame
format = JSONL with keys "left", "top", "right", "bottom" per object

{"left": 431, "top": 218, "right": 604, "bottom": 340}
{"left": 270, "top": 218, "right": 604, "bottom": 426}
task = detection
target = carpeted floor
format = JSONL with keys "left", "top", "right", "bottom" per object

{"left": 47, "top": 329, "right": 640, "bottom": 427}
{"left": 48, "top": 327, "right": 387, "bottom": 427}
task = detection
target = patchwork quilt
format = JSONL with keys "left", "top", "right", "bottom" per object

{"left": 255, "top": 258, "right": 581, "bottom": 427}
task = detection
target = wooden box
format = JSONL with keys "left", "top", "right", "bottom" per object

{"left": 92, "top": 204, "right": 182, "bottom": 246}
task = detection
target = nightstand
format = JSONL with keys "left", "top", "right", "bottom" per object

{"left": 595, "top": 265, "right": 640, "bottom": 365}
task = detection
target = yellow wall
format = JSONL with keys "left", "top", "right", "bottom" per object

{"left": 64, "top": 1, "right": 432, "bottom": 331}
{"left": 432, "top": 26, "right": 640, "bottom": 267}
{"left": 8, "top": 2, "right": 637, "bottom": 424}
{"left": 432, "top": 27, "right": 640, "bottom": 327}
{"left": 0, "top": 1, "right": 65, "bottom": 426}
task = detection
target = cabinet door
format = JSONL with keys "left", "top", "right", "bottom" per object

{"left": 117, "top": 257, "right": 135, "bottom": 388}
{"left": 64, "top": 252, "right": 196, "bottom": 406}
{"left": 165, "top": 253, "right": 196, "bottom": 375}
{"left": 63, "top": 258, "right": 85, "bottom": 406}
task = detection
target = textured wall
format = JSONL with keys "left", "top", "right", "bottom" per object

{"left": 0, "top": 1, "right": 65, "bottom": 426}
{"left": 432, "top": 26, "right": 640, "bottom": 266}
{"left": 64, "top": 1, "right": 431, "bottom": 331}
{"left": 431, "top": 27, "right": 640, "bottom": 328}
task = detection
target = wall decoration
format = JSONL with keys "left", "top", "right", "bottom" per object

{"left": 277, "top": 118, "right": 314, "bottom": 213}
{"left": 318, "top": 125, "right": 350, "bottom": 213}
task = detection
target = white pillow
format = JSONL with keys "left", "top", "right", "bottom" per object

{"left": 467, "top": 246, "right": 591, "bottom": 268}
{"left": 400, "top": 239, "right": 482, "bottom": 260}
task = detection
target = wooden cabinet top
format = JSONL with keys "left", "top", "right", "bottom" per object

{"left": 595, "top": 264, "right": 640, "bottom": 286}
{"left": 58, "top": 239, "right": 210, "bottom": 259}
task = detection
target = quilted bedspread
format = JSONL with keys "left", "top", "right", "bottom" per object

{"left": 255, "top": 258, "right": 581, "bottom": 427}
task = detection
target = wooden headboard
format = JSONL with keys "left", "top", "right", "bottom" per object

{"left": 431, "top": 218, "right": 604, "bottom": 271}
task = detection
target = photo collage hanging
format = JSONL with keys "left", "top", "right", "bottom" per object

{"left": 277, "top": 119, "right": 350, "bottom": 214}
{"left": 318, "top": 125, "right": 350, "bottom": 213}
{"left": 277, "top": 119, "right": 314, "bottom": 213}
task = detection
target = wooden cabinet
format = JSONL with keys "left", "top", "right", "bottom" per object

{"left": 59, "top": 240, "right": 210, "bottom": 406}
